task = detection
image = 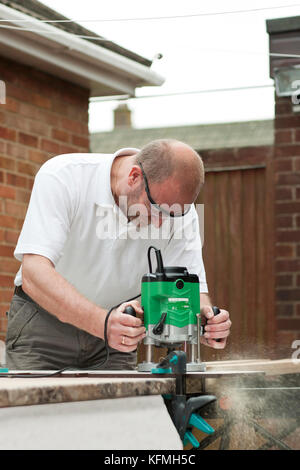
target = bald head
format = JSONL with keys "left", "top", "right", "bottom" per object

{"left": 135, "top": 139, "right": 204, "bottom": 201}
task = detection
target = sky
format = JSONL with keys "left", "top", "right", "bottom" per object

{"left": 40, "top": 1, "right": 300, "bottom": 132}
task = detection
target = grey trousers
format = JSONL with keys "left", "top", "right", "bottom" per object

{"left": 5, "top": 293, "right": 137, "bottom": 370}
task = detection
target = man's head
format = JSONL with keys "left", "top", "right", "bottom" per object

{"left": 112, "top": 139, "right": 204, "bottom": 227}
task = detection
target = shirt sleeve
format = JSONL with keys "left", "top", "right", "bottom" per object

{"left": 163, "top": 205, "right": 208, "bottom": 293}
{"left": 14, "top": 171, "right": 74, "bottom": 266}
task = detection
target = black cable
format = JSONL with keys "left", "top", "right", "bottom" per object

{"left": 0, "top": 294, "right": 141, "bottom": 379}
{"left": 147, "top": 245, "right": 156, "bottom": 274}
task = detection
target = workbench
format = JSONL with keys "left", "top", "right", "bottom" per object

{"left": 0, "top": 359, "right": 299, "bottom": 450}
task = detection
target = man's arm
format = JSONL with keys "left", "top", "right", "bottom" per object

{"left": 200, "top": 292, "right": 231, "bottom": 349}
{"left": 22, "top": 254, "right": 145, "bottom": 352}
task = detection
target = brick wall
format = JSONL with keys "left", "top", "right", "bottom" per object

{"left": 274, "top": 94, "right": 300, "bottom": 355}
{"left": 0, "top": 56, "right": 90, "bottom": 341}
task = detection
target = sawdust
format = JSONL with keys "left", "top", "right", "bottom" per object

{"left": 214, "top": 383, "right": 300, "bottom": 450}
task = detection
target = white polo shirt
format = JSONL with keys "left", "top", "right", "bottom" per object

{"left": 14, "top": 148, "right": 208, "bottom": 308}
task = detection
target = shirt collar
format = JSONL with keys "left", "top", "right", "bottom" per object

{"left": 95, "top": 147, "right": 140, "bottom": 207}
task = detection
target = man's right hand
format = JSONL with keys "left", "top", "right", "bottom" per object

{"left": 106, "top": 300, "right": 146, "bottom": 352}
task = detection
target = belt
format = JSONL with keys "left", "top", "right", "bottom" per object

{"left": 14, "top": 285, "right": 35, "bottom": 303}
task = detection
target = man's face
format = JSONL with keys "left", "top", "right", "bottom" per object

{"left": 126, "top": 172, "right": 192, "bottom": 228}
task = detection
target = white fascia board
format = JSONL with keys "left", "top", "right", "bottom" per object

{"left": 0, "top": 3, "right": 165, "bottom": 96}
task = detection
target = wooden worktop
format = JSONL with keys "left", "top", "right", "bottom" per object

{"left": 0, "top": 359, "right": 298, "bottom": 408}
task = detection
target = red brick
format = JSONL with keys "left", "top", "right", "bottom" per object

{"left": 59, "top": 144, "right": 77, "bottom": 154}
{"left": 4, "top": 229, "right": 19, "bottom": 244}
{"left": 275, "top": 144, "right": 300, "bottom": 158}
{"left": 60, "top": 87, "right": 89, "bottom": 107}
{"left": 17, "top": 161, "right": 37, "bottom": 177}
{"left": 276, "top": 303, "right": 294, "bottom": 316}
{"left": 6, "top": 173, "right": 27, "bottom": 189}
{"left": 0, "top": 185, "right": 15, "bottom": 199}
{"left": 1, "top": 257, "right": 20, "bottom": 274}
{"left": 0, "top": 305, "right": 10, "bottom": 320}
{"left": 16, "top": 218, "right": 25, "bottom": 230}
{"left": 275, "top": 102, "right": 293, "bottom": 115}
{"left": 61, "top": 117, "right": 82, "bottom": 134}
{"left": 294, "top": 129, "right": 300, "bottom": 141}
{"left": 275, "top": 244, "right": 294, "bottom": 258}
{"left": 3, "top": 97, "right": 20, "bottom": 113}
{"left": 81, "top": 123, "right": 89, "bottom": 136}
{"left": 27, "top": 177, "right": 34, "bottom": 190}
{"left": 71, "top": 134, "right": 89, "bottom": 148}
{"left": 0, "top": 275, "right": 14, "bottom": 288}
{"left": 0, "top": 289, "right": 14, "bottom": 303}
{"left": 275, "top": 129, "right": 293, "bottom": 144}
{"left": 297, "top": 274, "right": 300, "bottom": 287}
{"left": 0, "top": 323, "right": 7, "bottom": 337}
{"left": 5, "top": 113, "right": 29, "bottom": 133}
{"left": 0, "top": 246, "right": 15, "bottom": 257}
{"left": 0, "top": 229, "right": 4, "bottom": 241}
{"left": 41, "top": 111, "right": 60, "bottom": 127}
{"left": 6, "top": 83, "right": 33, "bottom": 103}
{"left": 18, "top": 132, "right": 39, "bottom": 148}
{"left": 32, "top": 93, "right": 51, "bottom": 110}
{"left": 0, "top": 126, "right": 16, "bottom": 141}
{"left": 276, "top": 289, "right": 300, "bottom": 301}
{"left": 18, "top": 102, "right": 40, "bottom": 121}
{"left": 52, "top": 128, "right": 70, "bottom": 143}
{"left": 41, "top": 139, "right": 60, "bottom": 155}
{"left": 276, "top": 215, "right": 293, "bottom": 229}
{"left": 275, "top": 187, "right": 293, "bottom": 201}
{"left": 296, "top": 187, "right": 300, "bottom": 199}
{"left": 27, "top": 120, "right": 50, "bottom": 137}
{"left": 15, "top": 188, "right": 30, "bottom": 204}
{"left": 275, "top": 115, "right": 300, "bottom": 129}
{"left": 293, "top": 157, "right": 300, "bottom": 171}
{"left": 6, "top": 143, "right": 28, "bottom": 159}
{"left": 0, "top": 214, "right": 18, "bottom": 228}
{"left": 0, "top": 156, "right": 15, "bottom": 171}
{"left": 276, "top": 230, "right": 300, "bottom": 242}
{"left": 276, "top": 259, "right": 300, "bottom": 271}
{"left": 276, "top": 173, "right": 300, "bottom": 185}
{"left": 277, "top": 318, "right": 300, "bottom": 329}
{"left": 296, "top": 215, "right": 300, "bottom": 227}
{"left": 274, "top": 158, "right": 293, "bottom": 171}
{"left": 28, "top": 149, "right": 48, "bottom": 164}
{"left": 275, "top": 201, "right": 300, "bottom": 214}
{"left": 276, "top": 274, "right": 294, "bottom": 287}
{"left": 5, "top": 200, "right": 27, "bottom": 218}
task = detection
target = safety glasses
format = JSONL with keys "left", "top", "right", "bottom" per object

{"left": 137, "top": 161, "right": 190, "bottom": 217}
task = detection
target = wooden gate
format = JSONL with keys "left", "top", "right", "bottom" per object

{"left": 197, "top": 162, "right": 275, "bottom": 361}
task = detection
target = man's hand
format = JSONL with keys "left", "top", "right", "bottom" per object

{"left": 107, "top": 300, "right": 146, "bottom": 352}
{"left": 200, "top": 306, "right": 231, "bottom": 349}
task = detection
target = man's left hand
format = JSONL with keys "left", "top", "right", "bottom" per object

{"left": 200, "top": 306, "right": 231, "bottom": 349}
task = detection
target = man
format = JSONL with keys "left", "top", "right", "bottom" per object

{"left": 5, "top": 139, "right": 231, "bottom": 370}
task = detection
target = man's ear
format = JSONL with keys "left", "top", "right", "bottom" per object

{"left": 128, "top": 165, "right": 142, "bottom": 187}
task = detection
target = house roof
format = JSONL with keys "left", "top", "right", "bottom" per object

{"left": 266, "top": 15, "right": 300, "bottom": 34}
{"left": 90, "top": 119, "right": 274, "bottom": 153}
{"left": 0, "top": 0, "right": 164, "bottom": 96}
{"left": 0, "top": 0, "right": 152, "bottom": 67}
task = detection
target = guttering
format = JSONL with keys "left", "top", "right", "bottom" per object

{"left": 0, "top": 3, "right": 165, "bottom": 96}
